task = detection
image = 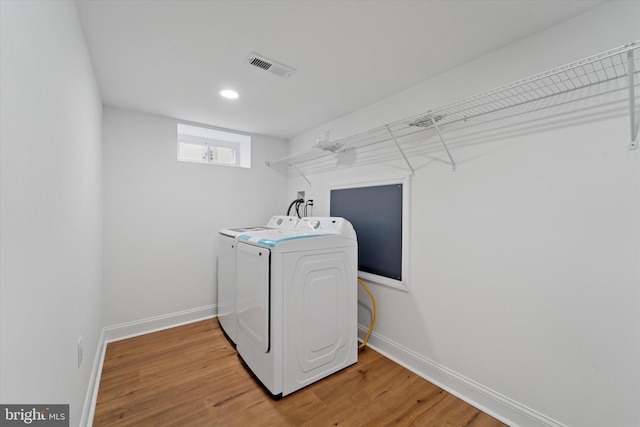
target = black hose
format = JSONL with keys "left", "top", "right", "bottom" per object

{"left": 286, "top": 198, "right": 304, "bottom": 216}
{"left": 295, "top": 200, "right": 303, "bottom": 218}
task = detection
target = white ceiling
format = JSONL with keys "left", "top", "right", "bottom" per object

{"left": 75, "top": 0, "right": 604, "bottom": 139}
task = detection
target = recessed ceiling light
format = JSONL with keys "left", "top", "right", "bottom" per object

{"left": 220, "top": 89, "right": 239, "bottom": 99}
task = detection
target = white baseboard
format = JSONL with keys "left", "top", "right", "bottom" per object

{"left": 81, "top": 305, "right": 217, "bottom": 426}
{"left": 80, "top": 328, "right": 106, "bottom": 427}
{"left": 358, "top": 325, "right": 565, "bottom": 427}
{"left": 103, "top": 304, "right": 217, "bottom": 343}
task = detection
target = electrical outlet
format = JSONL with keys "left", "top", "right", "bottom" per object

{"left": 297, "top": 191, "right": 305, "bottom": 200}
{"left": 77, "top": 336, "right": 83, "bottom": 369}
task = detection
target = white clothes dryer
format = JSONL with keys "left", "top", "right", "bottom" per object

{"left": 235, "top": 217, "right": 358, "bottom": 397}
{"left": 218, "top": 216, "right": 298, "bottom": 344}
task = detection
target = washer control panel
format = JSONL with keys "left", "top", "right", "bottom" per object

{"left": 267, "top": 215, "right": 299, "bottom": 229}
{"left": 297, "top": 217, "right": 346, "bottom": 234}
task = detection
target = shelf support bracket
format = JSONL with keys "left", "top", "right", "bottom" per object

{"left": 430, "top": 115, "right": 457, "bottom": 171}
{"left": 628, "top": 49, "right": 638, "bottom": 149}
{"left": 290, "top": 162, "right": 311, "bottom": 186}
{"left": 386, "top": 126, "right": 415, "bottom": 175}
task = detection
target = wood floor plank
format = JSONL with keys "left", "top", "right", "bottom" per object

{"left": 94, "top": 319, "right": 508, "bottom": 426}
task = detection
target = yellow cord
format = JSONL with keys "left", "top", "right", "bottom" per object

{"left": 358, "top": 278, "right": 377, "bottom": 350}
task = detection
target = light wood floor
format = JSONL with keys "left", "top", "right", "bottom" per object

{"left": 94, "top": 319, "right": 507, "bottom": 426}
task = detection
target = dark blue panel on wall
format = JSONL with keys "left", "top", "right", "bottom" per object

{"left": 330, "top": 184, "right": 402, "bottom": 280}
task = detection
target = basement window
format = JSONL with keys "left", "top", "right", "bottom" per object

{"left": 177, "top": 123, "right": 251, "bottom": 168}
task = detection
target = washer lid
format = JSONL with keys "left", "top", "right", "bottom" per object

{"left": 219, "top": 225, "right": 271, "bottom": 238}
{"left": 237, "top": 230, "right": 330, "bottom": 248}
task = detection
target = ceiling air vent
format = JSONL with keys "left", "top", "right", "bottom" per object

{"left": 246, "top": 53, "right": 295, "bottom": 78}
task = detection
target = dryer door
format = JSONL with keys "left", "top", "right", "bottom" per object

{"left": 236, "top": 242, "right": 271, "bottom": 353}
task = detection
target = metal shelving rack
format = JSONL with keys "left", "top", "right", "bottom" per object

{"left": 267, "top": 41, "right": 640, "bottom": 183}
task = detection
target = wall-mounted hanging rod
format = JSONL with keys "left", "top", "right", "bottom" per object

{"left": 386, "top": 126, "right": 415, "bottom": 175}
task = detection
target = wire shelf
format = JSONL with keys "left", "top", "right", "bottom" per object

{"left": 267, "top": 41, "right": 640, "bottom": 180}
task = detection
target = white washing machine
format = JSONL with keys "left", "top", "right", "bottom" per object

{"left": 235, "top": 217, "right": 358, "bottom": 397}
{"left": 218, "top": 216, "right": 298, "bottom": 344}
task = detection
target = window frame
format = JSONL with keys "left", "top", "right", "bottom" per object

{"left": 177, "top": 134, "right": 241, "bottom": 167}
{"left": 177, "top": 123, "right": 251, "bottom": 168}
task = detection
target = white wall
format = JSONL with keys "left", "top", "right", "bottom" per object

{"left": 0, "top": 1, "right": 103, "bottom": 426}
{"left": 102, "top": 107, "right": 288, "bottom": 328}
{"left": 288, "top": 2, "right": 640, "bottom": 427}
